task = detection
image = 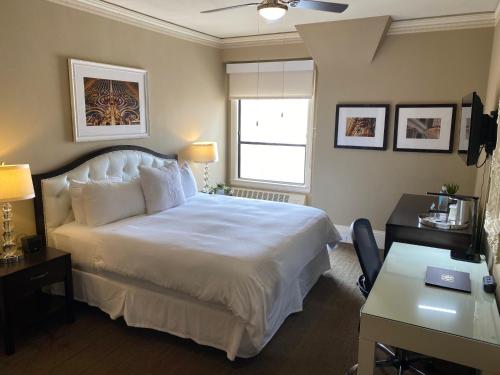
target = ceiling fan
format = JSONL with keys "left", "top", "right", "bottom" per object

{"left": 201, "top": 0, "right": 348, "bottom": 21}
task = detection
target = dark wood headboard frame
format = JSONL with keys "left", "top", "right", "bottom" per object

{"left": 32, "top": 145, "right": 178, "bottom": 246}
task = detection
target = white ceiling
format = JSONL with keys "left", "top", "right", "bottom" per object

{"left": 104, "top": 0, "right": 499, "bottom": 38}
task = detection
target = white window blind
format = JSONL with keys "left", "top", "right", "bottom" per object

{"left": 226, "top": 60, "right": 314, "bottom": 99}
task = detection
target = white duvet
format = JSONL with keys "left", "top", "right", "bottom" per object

{"left": 54, "top": 193, "right": 340, "bottom": 351}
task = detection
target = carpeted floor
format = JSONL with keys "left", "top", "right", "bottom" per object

{"left": 0, "top": 244, "right": 474, "bottom": 375}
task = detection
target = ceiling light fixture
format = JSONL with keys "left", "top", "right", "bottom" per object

{"left": 257, "top": 1, "right": 288, "bottom": 21}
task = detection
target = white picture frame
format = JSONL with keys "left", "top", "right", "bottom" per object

{"left": 458, "top": 105, "right": 472, "bottom": 153}
{"left": 334, "top": 104, "right": 389, "bottom": 150}
{"left": 394, "top": 104, "right": 456, "bottom": 153}
{"left": 68, "top": 59, "right": 149, "bottom": 142}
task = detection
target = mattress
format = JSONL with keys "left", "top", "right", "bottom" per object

{"left": 51, "top": 193, "right": 340, "bottom": 359}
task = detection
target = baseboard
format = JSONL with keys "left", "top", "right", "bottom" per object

{"left": 335, "top": 225, "right": 385, "bottom": 250}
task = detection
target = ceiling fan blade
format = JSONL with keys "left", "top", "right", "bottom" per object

{"left": 201, "top": 3, "right": 260, "bottom": 14}
{"left": 291, "top": 0, "right": 348, "bottom": 13}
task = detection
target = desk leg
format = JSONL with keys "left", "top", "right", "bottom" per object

{"left": 384, "top": 225, "right": 392, "bottom": 258}
{"left": 357, "top": 337, "right": 375, "bottom": 375}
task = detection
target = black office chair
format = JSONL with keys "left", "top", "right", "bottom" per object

{"left": 346, "top": 218, "right": 429, "bottom": 375}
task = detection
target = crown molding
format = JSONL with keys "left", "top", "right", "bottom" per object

{"left": 220, "top": 32, "right": 303, "bottom": 49}
{"left": 46, "top": 0, "right": 497, "bottom": 49}
{"left": 47, "top": 0, "right": 220, "bottom": 47}
{"left": 223, "top": 13, "right": 496, "bottom": 48}
{"left": 388, "top": 13, "right": 496, "bottom": 35}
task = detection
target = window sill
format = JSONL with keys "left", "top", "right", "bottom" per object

{"left": 230, "top": 178, "right": 310, "bottom": 194}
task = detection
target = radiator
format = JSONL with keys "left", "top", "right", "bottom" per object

{"left": 231, "top": 187, "right": 306, "bottom": 205}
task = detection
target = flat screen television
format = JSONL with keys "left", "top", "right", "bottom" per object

{"left": 455, "top": 92, "right": 497, "bottom": 262}
{"left": 458, "top": 92, "right": 484, "bottom": 166}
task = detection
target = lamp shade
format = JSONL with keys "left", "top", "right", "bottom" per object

{"left": 190, "top": 142, "right": 219, "bottom": 163}
{"left": 0, "top": 164, "right": 35, "bottom": 203}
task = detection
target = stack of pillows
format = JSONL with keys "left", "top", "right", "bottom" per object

{"left": 69, "top": 161, "right": 198, "bottom": 226}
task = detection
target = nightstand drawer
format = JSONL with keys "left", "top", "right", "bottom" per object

{"left": 4, "top": 257, "right": 68, "bottom": 300}
{"left": 0, "top": 247, "right": 73, "bottom": 355}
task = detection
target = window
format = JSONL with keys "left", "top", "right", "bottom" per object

{"left": 227, "top": 59, "right": 315, "bottom": 192}
{"left": 232, "top": 98, "right": 312, "bottom": 190}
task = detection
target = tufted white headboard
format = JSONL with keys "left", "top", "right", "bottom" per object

{"left": 32, "top": 146, "right": 177, "bottom": 247}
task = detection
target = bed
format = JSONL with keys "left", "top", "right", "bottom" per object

{"left": 32, "top": 146, "right": 341, "bottom": 360}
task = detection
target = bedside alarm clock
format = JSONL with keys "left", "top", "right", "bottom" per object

{"left": 21, "top": 235, "right": 43, "bottom": 254}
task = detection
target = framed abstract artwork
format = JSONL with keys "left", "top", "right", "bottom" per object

{"left": 394, "top": 104, "right": 456, "bottom": 153}
{"left": 334, "top": 104, "right": 389, "bottom": 150}
{"left": 68, "top": 59, "right": 149, "bottom": 142}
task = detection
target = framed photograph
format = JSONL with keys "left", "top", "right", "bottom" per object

{"left": 394, "top": 104, "right": 456, "bottom": 153}
{"left": 68, "top": 59, "right": 149, "bottom": 142}
{"left": 334, "top": 104, "right": 389, "bottom": 150}
{"left": 458, "top": 104, "right": 471, "bottom": 153}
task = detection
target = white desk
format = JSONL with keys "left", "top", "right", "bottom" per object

{"left": 357, "top": 242, "right": 500, "bottom": 375}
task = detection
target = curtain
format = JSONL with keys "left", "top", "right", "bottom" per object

{"left": 484, "top": 99, "right": 500, "bottom": 299}
{"left": 226, "top": 60, "right": 314, "bottom": 99}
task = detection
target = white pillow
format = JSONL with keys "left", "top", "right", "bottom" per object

{"left": 139, "top": 164, "right": 186, "bottom": 214}
{"left": 81, "top": 179, "right": 146, "bottom": 226}
{"left": 69, "top": 180, "right": 87, "bottom": 224}
{"left": 69, "top": 177, "right": 121, "bottom": 225}
{"left": 179, "top": 161, "right": 198, "bottom": 198}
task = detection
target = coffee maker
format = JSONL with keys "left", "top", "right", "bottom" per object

{"left": 419, "top": 192, "right": 480, "bottom": 263}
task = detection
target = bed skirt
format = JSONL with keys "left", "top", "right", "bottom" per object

{"left": 49, "top": 247, "right": 331, "bottom": 360}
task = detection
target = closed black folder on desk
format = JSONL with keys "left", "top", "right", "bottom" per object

{"left": 425, "top": 266, "right": 471, "bottom": 293}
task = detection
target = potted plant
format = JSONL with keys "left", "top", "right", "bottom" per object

{"left": 437, "top": 183, "right": 459, "bottom": 212}
{"left": 444, "top": 183, "right": 459, "bottom": 195}
{"left": 208, "top": 183, "right": 233, "bottom": 196}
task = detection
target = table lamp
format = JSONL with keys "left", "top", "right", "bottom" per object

{"left": 190, "top": 142, "right": 219, "bottom": 193}
{"left": 0, "top": 163, "right": 35, "bottom": 263}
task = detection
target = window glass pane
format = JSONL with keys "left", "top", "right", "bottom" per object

{"left": 240, "top": 144, "right": 305, "bottom": 184}
{"left": 240, "top": 99, "right": 309, "bottom": 144}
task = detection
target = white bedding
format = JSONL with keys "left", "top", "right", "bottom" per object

{"left": 52, "top": 193, "right": 340, "bottom": 356}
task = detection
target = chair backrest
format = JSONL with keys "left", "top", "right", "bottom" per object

{"left": 351, "top": 218, "right": 382, "bottom": 295}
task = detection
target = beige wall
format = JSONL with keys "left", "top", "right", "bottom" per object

{"left": 223, "top": 21, "right": 493, "bottom": 230}
{"left": 0, "top": 0, "right": 226, "bottom": 237}
{"left": 485, "top": 21, "right": 500, "bottom": 112}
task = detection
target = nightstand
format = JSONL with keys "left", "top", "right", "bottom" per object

{"left": 0, "top": 247, "right": 73, "bottom": 355}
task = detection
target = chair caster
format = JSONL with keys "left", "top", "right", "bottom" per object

{"left": 345, "top": 363, "right": 358, "bottom": 375}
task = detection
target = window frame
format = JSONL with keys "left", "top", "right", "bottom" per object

{"left": 230, "top": 98, "right": 315, "bottom": 194}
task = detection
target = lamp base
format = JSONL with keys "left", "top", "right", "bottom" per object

{"left": 0, "top": 249, "right": 24, "bottom": 264}
{"left": 2, "top": 202, "right": 23, "bottom": 263}
{"left": 202, "top": 163, "right": 210, "bottom": 193}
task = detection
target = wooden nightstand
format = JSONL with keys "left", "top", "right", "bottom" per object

{"left": 0, "top": 247, "right": 73, "bottom": 355}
